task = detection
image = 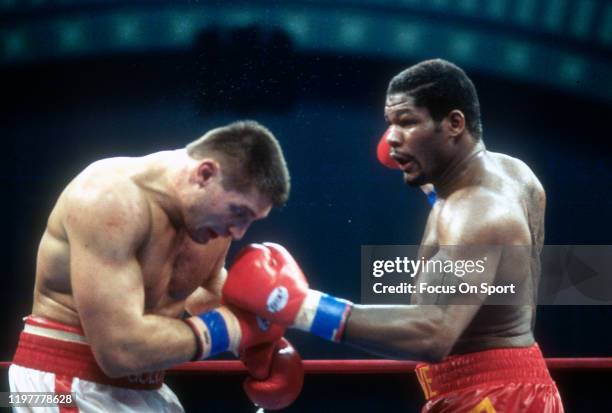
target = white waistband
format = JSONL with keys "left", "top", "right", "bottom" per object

{"left": 24, "top": 323, "right": 88, "bottom": 345}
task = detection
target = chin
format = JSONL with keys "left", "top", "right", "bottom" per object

{"left": 403, "top": 172, "right": 427, "bottom": 187}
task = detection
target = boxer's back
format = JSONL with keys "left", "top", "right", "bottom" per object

{"left": 32, "top": 154, "right": 230, "bottom": 327}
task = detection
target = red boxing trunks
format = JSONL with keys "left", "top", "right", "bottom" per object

{"left": 11, "top": 315, "right": 183, "bottom": 412}
{"left": 13, "top": 315, "right": 165, "bottom": 389}
{"left": 415, "top": 344, "right": 564, "bottom": 413}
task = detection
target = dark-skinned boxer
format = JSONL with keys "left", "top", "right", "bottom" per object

{"left": 224, "top": 60, "right": 564, "bottom": 413}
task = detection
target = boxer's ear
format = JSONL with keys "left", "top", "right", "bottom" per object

{"left": 445, "top": 110, "right": 466, "bottom": 140}
{"left": 196, "top": 159, "right": 220, "bottom": 186}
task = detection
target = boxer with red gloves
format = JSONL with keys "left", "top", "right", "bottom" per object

{"left": 224, "top": 60, "right": 564, "bottom": 412}
{"left": 10, "top": 120, "right": 298, "bottom": 412}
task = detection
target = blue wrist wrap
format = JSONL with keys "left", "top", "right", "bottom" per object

{"left": 198, "top": 310, "right": 230, "bottom": 355}
{"left": 310, "top": 294, "right": 352, "bottom": 342}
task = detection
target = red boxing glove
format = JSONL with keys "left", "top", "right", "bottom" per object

{"left": 376, "top": 127, "right": 438, "bottom": 205}
{"left": 233, "top": 306, "right": 285, "bottom": 353}
{"left": 224, "top": 243, "right": 353, "bottom": 343}
{"left": 242, "top": 338, "right": 304, "bottom": 410}
{"left": 241, "top": 340, "right": 277, "bottom": 380}
{"left": 377, "top": 127, "right": 400, "bottom": 169}
{"left": 223, "top": 243, "right": 309, "bottom": 326}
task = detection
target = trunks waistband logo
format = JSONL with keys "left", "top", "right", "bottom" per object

{"left": 127, "top": 371, "right": 164, "bottom": 384}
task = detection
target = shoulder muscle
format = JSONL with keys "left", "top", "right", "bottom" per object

{"left": 63, "top": 176, "right": 150, "bottom": 259}
{"left": 437, "top": 188, "right": 528, "bottom": 245}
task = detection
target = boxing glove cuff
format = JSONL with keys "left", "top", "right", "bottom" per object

{"left": 292, "top": 290, "right": 352, "bottom": 342}
{"left": 184, "top": 306, "right": 241, "bottom": 360}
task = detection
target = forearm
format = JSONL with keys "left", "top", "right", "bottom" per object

{"left": 290, "top": 292, "right": 453, "bottom": 361}
{"left": 220, "top": 242, "right": 470, "bottom": 361}
{"left": 343, "top": 304, "right": 451, "bottom": 362}
{"left": 184, "top": 286, "right": 221, "bottom": 315}
{"left": 93, "top": 314, "right": 198, "bottom": 378}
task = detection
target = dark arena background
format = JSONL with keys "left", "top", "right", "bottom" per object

{"left": 2, "top": 1, "right": 612, "bottom": 411}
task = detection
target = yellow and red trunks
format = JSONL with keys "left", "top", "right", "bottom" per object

{"left": 416, "top": 344, "right": 564, "bottom": 413}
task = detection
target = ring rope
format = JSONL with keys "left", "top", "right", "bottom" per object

{"left": 1, "top": 358, "right": 611, "bottom": 374}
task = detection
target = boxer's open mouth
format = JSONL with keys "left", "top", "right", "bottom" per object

{"left": 391, "top": 152, "right": 417, "bottom": 171}
{"left": 400, "top": 161, "right": 416, "bottom": 171}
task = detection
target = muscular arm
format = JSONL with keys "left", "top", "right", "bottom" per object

{"left": 343, "top": 190, "right": 526, "bottom": 362}
{"left": 184, "top": 242, "right": 229, "bottom": 315}
{"left": 65, "top": 183, "right": 198, "bottom": 377}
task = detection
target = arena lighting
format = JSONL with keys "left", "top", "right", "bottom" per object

{"left": 1, "top": 1, "right": 611, "bottom": 101}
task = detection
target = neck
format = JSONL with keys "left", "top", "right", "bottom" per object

{"left": 432, "top": 140, "right": 486, "bottom": 199}
{"left": 134, "top": 149, "right": 188, "bottom": 228}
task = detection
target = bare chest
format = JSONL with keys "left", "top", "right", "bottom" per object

{"left": 139, "top": 232, "right": 228, "bottom": 311}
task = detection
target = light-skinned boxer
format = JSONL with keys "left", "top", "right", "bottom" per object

{"left": 10, "top": 121, "right": 302, "bottom": 412}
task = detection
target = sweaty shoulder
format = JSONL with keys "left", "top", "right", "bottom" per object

{"left": 437, "top": 186, "right": 530, "bottom": 245}
{"left": 62, "top": 158, "right": 151, "bottom": 255}
{"left": 490, "top": 152, "right": 545, "bottom": 195}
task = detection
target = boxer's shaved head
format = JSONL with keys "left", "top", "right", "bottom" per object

{"left": 388, "top": 59, "right": 482, "bottom": 140}
{"left": 187, "top": 120, "right": 291, "bottom": 207}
